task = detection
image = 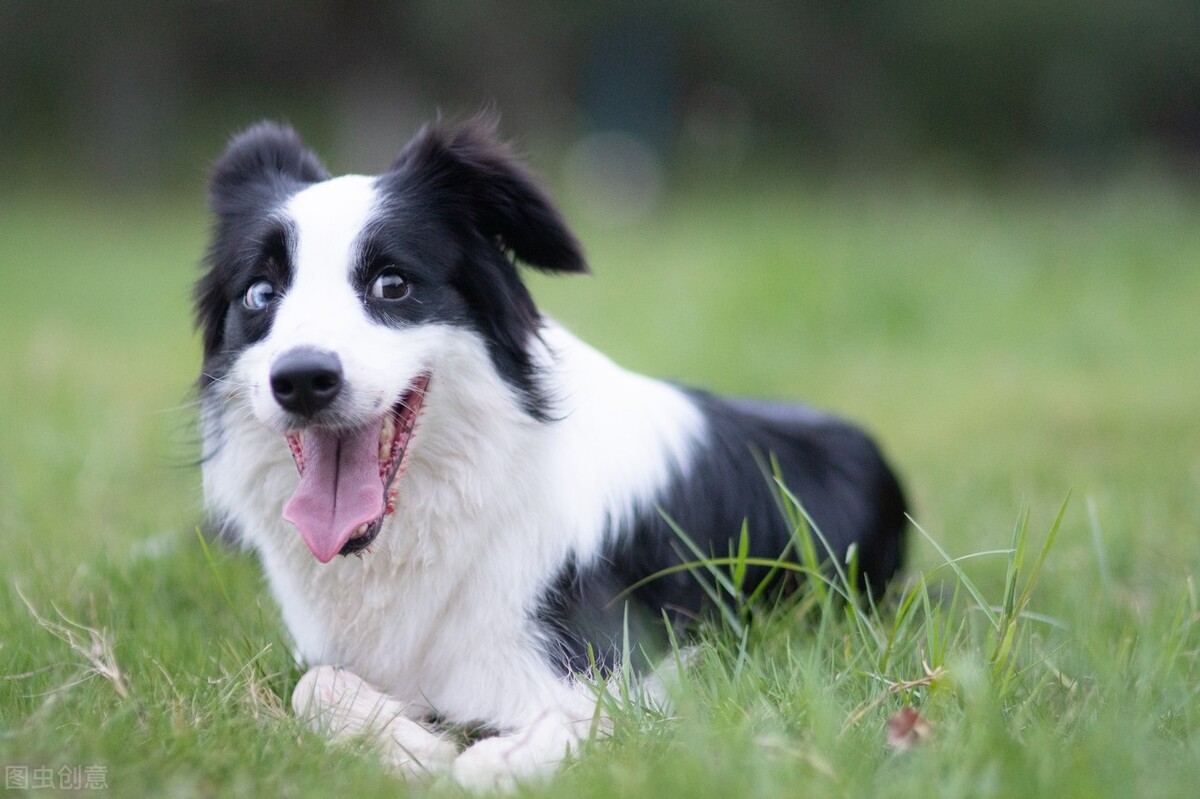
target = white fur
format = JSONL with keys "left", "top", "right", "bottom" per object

{"left": 292, "top": 665, "right": 458, "bottom": 778}
{"left": 202, "top": 177, "right": 706, "bottom": 786}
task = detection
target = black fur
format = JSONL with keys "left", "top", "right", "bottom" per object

{"left": 376, "top": 119, "right": 586, "bottom": 419}
{"left": 537, "top": 392, "right": 907, "bottom": 675}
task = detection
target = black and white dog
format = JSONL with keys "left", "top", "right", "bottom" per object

{"left": 195, "top": 118, "right": 906, "bottom": 788}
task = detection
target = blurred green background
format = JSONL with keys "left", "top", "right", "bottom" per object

{"left": 1, "top": 0, "right": 1197, "bottom": 613}
{"left": 2, "top": 0, "right": 1199, "bottom": 188}
{"left": 2, "top": 0, "right": 1195, "bottom": 539}
{"left": 1, "top": 4, "right": 1199, "bottom": 796}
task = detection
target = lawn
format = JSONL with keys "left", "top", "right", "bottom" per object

{"left": 1, "top": 172, "right": 1197, "bottom": 797}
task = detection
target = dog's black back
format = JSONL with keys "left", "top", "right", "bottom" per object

{"left": 539, "top": 392, "right": 907, "bottom": 674}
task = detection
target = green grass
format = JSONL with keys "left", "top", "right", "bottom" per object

{"left": 1, "top": 173, "right": 1198, "bottom": 797}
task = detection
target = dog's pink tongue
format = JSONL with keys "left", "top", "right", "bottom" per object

{"left": 282, "top": 423, "right": 383, "bottom": 563}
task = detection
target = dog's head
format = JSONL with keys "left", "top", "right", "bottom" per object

{"left": 195, "top": 118, "right": 586, "bottom": 562}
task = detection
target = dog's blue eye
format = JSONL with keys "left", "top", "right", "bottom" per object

{"left": 244, "top": 280, "right": 276, "bottom": 310}
{"left": 370, "top": 269, "right": 410, "bottom": 301}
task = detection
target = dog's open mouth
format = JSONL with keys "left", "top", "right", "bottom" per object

{"left": 281, "top": 375, "right": 429, "bottom": 563}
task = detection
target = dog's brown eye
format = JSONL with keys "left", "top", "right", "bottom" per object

{"left": 369, "top": 269, "right": 410, "bottom": 301}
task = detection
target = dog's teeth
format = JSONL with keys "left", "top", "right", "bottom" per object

{"left": 352, "top": 523, "right": 369, "bottom": 539}
{"left": 379, "top": 415, "right": 398, "bottom": 461}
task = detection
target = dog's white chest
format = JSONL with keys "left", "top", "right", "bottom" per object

{"left": 255, "top": 501, "right": 575, "bottom": 726}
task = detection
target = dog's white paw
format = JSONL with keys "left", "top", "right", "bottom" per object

{"left": 292, "top": 665, "right": 458, "bottom": 777}
{"left": 451, "top": 711, "right": 586, "bottom": 792}
{"left": 452, "top": 736, "right": 543, "bottom": 793}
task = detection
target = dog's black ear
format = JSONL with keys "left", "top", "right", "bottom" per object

{"left": 196, "top": 124, "right": 328, "bottom": 368}
{"left": 389, "top": 117, "right": 587, "bottom": 274}
{"left": 209, "top": 122, "right": 329, "bottom": 216}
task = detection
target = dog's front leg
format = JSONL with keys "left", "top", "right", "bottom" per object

{"left": 292, "top": 665, "right": 458, "bottom": 778}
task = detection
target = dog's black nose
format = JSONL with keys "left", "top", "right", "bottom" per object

{"left": 270, "top": 348, "right": 343, "bottom": 416}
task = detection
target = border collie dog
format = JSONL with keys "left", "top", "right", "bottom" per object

{"left": 195, "top": 118, "right": 906, "bottom": 788}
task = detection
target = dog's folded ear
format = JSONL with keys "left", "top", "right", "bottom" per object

{"left": 209, "top": 122, "right": 330, "bottom": 217}
{"left": 388, "top": 117, "right": 588, "bottom": 275}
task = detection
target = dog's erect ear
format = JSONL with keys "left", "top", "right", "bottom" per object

{"left": 209, "top": 122, "right": 329, "bottom": 216}
{"left": 389, "top": 117, "right": 587, "bottom": 275}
